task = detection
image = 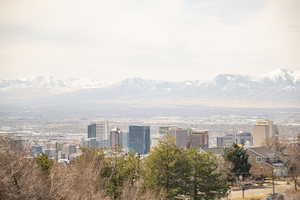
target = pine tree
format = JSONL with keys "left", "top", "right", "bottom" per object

{"left": 186, "top": 148, "right": 229, "bottom": 200}
{"left": 143, "top": 135, "right": 190, "bottom": 199}
{"left": 34, "top": 153, "right": 54, "bottom": 173}
{"left": 223, "top": 144, "right": 251, "bottom": 181}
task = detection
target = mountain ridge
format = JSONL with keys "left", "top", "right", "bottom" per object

{"left": 1, "top": 68, "right": 300, "bottom": 107}
{"left": 1, "top": 68, "right": 300, "bottom": 91}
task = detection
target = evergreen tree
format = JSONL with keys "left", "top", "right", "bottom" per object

{"left": 223, "top": 144, "right": 251, "bottom": 180}
{"left": 101, "top": 150, "right": 141, "bottom": 200}
{"left": 186, "top": 148, "right": 229, "bottom": 200}
{"left": 34, "top": 153, "right": 53, "bottom": 173}
{"left": 143, "top": 135, "right": 190, "bottom": 199}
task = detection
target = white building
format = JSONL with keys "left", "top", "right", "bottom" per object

{"left": 252, "top": 120, "right": 279, "bottom": 147}
{"left": 87, "top": 120, "right": 110, "bottom": 148}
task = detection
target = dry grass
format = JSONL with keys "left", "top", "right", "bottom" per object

{"left": 231, "top": 193, "right": 266, "bottom": 200}
{"left": 282, "top": 190, "right": 300, "bottom": 200}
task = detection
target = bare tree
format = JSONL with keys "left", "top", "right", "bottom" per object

{"left": 285, "top": 141, "right": 300, "bottom": 191}
{"left": 0, "top": 137, "right": 166, "bottom": 200}
{"left": 0, "top": 137, "right": 52, "bottom": 200}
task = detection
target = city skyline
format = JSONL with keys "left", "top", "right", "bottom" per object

{"left": 1, "top": 1, "right": 300, "bottom": 198}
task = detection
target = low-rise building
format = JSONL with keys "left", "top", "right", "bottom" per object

{"left": 247, "top": 147, "right": 287, "bottom": 177}
{"left": 217, "top": 134, "right": 235, "bottom": 147}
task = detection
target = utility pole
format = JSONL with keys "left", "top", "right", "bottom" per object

{"left": 242, "top": 186, "right": 245, "bottom": 199}
{"left": 239, "top": 175, "right": 245, "bottom": 200}
{"left": 272, "top": 169, "right": 275, "bottom": 195}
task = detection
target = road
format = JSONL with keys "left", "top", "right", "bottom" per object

{"left": 228, "top": 181, "right": 293, "bottom": 200}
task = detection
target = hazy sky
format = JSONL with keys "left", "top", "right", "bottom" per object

{"left": 0, "top": 0, "right": 299, "bottom": 82}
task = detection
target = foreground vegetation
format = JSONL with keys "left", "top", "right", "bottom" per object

{"left": 1, "top": 135, "right": 299, "bottom": 200}
{"left": 0, "top": 135, "right": 230, "bottom": 200}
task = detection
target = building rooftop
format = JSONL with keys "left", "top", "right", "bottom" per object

{"left": 255, "top": 120, "right": 273, "bottom": 126}
{"left": 247, "top": 146, "right": 276, "bottom": 157}
{"left": 191, "top": 130, "right": 208, "bottom": 134}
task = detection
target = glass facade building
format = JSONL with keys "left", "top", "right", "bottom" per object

{"left": 128, "top": 125, "right": 150, "bottom": 155}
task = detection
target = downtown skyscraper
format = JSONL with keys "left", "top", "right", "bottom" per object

{"left": 87, "top": 121, "right": 110, "bottom": 148}
{"left": 127, "top": 125, "right": 150, "bottom": 155}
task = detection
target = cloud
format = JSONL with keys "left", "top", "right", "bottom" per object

{"left": 0, "top": 0, "right": 299, "bottom": 82}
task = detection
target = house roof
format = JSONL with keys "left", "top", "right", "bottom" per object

{"left": 247, "top": 146, "right": 276, "bottom": 158}
{"left": 247, "top": 147, "right": 287, "bottom": 168}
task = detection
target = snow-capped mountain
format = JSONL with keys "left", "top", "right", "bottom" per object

{"left": 0, "top": 76, "right": 112, "bottom": 101}
{"left": 0, "top": 76, "right": 109, "bottom": 92}
{"left": 261, "top": 68, "right": 300, "bottom": 83}
{"left": 1, "top": 68, "right": 300, "bottom": 107}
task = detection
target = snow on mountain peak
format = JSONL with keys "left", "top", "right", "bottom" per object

{"left": 261, "top": 68, "right": 297, "bottom": 83}
{"left": 1, "top": 69, "right": 299, "bottom": 95}
{"left": 0, "top": 76, "right": 110, "bottom": 92}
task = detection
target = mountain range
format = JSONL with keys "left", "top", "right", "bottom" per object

{"left": 1, "top": 68, "right": 300, "bottom": 108}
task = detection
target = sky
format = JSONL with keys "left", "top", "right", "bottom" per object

{"left": 0, "top": 0, "right": 300, "bottom": 82}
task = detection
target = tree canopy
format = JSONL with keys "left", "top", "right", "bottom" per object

{"left": 143, "top": 135, "right": 229, "bottom": 200}
{"left": 223, "top": 144, "right": 251, "bottom": 180}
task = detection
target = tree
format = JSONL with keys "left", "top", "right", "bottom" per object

{"left": 224, "top": 144, "right": 251, "bottom": 181}
{"left": 186, "top": 148, "right": 229, "bottom": 200}
{"left": 285, "top": 142, "right": 300, "bottom": 191}
{"left": 267, "top": 137, "right": 286, "bottom": 153}
{"left": 119, "top": 152, "right": 140, "bottom": 185}
{"left": 143, "top": 135, "right": 191, "bottom": 199}
{"left": 101, "top": 150, "right": 141, "bottom": 200}
{"left": 0, "top": 137, "right": 53, "bottom": 200}
{"left": 143, "top": 135, "right": 229, "bottom": 200}
{"left": 34, "top": 153, "right": 54, "bottom": 173}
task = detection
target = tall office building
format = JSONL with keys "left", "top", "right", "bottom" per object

{"left": 170, "top": 128, "right": 191, "bottom": 148}
{"left": 252, "top": 120, "right": 279, "bottom": 147}
{"left": 158, "top": 127, "right": 208, "bottom": 149}
{"left": 122, "top": 132, "right": 128, "bottom": 152}
{"left": 190, "top": 130, "right": 209, "bottom": 149}
{"left": 110, "top": 128, "right": 122, "bottom": 148}
{"left": 87, "top": 121, "right": 110, "bottom": 148}
{"left": 128, "top": 125, "right": 150, "bottom": 155}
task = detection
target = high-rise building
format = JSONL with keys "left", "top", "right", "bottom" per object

{"left": 122, "top": 132, "right": 128, "bottom": 151}
{"left": 252, "top": 120, "right": 279, "bottom": 147}
{"left": 87, "top": 121, "right": 110, "bottom": 148}
{"left": 128, "top": 126, "right": 150, "bottom": 155}
{"left": 170, "top": 128, "right": 191, "bottom": 148}
{"left": 190, "top": 130, "right": 209, "bottom": 149}
{"left": 110, "top": 128, "right": 122, "bottom": 148}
